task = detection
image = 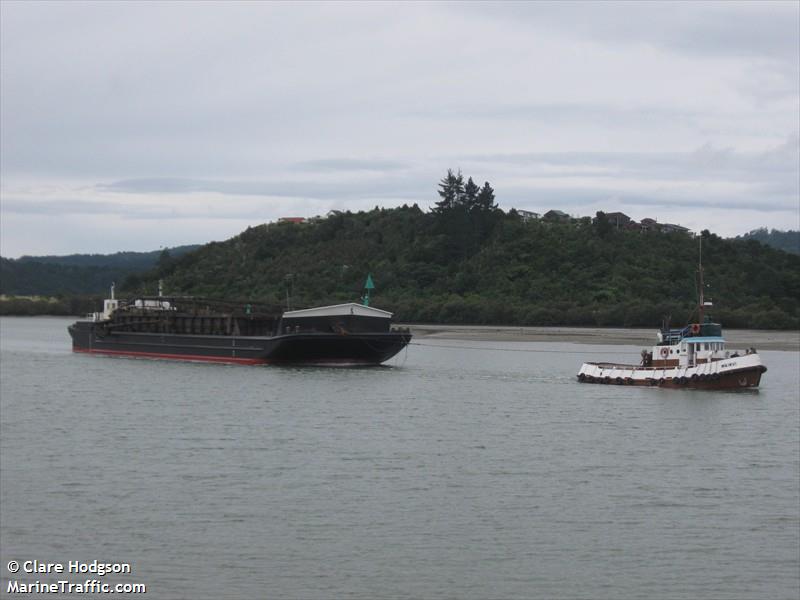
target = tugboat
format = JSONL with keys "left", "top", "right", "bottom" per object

{"left": 68, "top": 277, "right": 411, "bottom": 366}
{"left": 577, "top": 242, "right": 767, "bottom": 390}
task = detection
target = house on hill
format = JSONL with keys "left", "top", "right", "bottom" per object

{"left": 659, "top": 223, "right": 690, "bottom": 234}
{"left": 640, "top": 218, "right": 658, "bottom": 232}
{"left": 516, "top": 209, "right": 540, "bottom": 222}
{"left": 278, "top": 217, "right": 307, "bottom": 224}
{"left": 543, "top": 209, "right": 570, "bottom": 222}
{"left": 605, "top": 212, "right": 631, "bottom": 229}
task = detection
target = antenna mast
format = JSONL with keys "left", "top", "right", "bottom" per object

{"left": 698, "top": 236, "right": 704, "bottom": 324}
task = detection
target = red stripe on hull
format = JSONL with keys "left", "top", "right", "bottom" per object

{"left": 73, "top": 347, "right": 268, "bottom": 365}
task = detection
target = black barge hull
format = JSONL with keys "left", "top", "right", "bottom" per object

{"left": 68, "top": 322, "right": 411, "bottom": 366}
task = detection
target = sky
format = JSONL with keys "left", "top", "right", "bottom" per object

{"left": 1, "top": 0, "right": 798, "bottom": 257}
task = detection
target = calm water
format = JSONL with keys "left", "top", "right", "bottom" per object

{"left": 1, "top": 317, "right": 798, "bottom": 599}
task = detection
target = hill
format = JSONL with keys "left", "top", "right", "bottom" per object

{"left": 1, "top": 245, "right": 201, "bottom": 296}
{"left": 14, "top": 245, "right": 201, "bottom": 269}
{"left": 734, "top": 228, "right": 799, "bottom": 255}
{"left": 127, "top": 201, "right": 799, "bottom": 330}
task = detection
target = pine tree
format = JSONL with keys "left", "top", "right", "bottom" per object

{"left": 475, "top": 182, "right": 497, "bottom": 212}
{"left": 434, "top": 169, "right": 465, "bottom": 213}
{"left": 463, "top": 177, "right": 479, "bottom": 211}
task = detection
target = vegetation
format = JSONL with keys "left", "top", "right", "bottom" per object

{"left": 0, "top": 295, "right": 103, "bottom": 316}
{"left": 116, "top": 172, "right": 799, "bottom": 330}
{"left": 1, "top": 245, "right": 200, "bottom": 296}
{"left": 14, "top": 246, "right": 200, "bottom": 268}
{"left": 735, "top": 228, "right": 799, "bottom": 255}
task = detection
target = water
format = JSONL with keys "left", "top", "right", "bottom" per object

{"left": 1, "top": 317, "right": 798, "bottom": 599}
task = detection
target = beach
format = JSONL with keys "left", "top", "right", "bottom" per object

{"left": 406, "top": 324, "right": 800, "bottom": 352}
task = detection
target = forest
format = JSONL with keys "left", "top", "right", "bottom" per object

{"left": 0, "top": 245, "right": 200, "bottom": 296}
{"left": 735, "top": 228, "right": 799, "bottom": 255}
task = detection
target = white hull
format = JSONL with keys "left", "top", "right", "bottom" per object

{"left": 578, "top": 353, "right": 766, "bottom": 389}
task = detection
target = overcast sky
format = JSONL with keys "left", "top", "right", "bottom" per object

{"left": 1, "top": 0, "right": 798, "bottom": 257}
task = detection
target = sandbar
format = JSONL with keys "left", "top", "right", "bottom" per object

{"left": 405, "top": 324, "right": 799, "bottom": 352}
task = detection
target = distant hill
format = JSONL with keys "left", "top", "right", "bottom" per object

{"left": 1, "top": 245, "right": 201, "bottom": 296}
{"left": 15, "top": 245, "right": 201, "bottom": 268}
{"left": 734, "top": 229, "right": 800, "bottom": 255}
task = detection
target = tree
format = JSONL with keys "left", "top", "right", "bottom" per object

{"left": 474, "top": 181, "right": 497, "bottom": 212}
{"left": 463, "top": 177, "right": 479, "bottom": 211}
{"left": 158, "top": 248, "right": 172, "bottom": 268}
{"left": 434, "top": 169, "right": 465, "bottom": 213}
{"left": 594, "top": 211, "right": 611, "bottom": 238}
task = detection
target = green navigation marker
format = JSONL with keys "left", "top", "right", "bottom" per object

{"left": 362, "top": 273, "right": 375, "bottom": 306}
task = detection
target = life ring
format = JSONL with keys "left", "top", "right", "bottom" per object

{"left": 660, "top": 347, "right": 669, "bottom": 358}
{"left": 691, "top": 323, "right": 700, "bottom": 334}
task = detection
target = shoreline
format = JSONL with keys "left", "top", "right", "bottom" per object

{"left": 1, "top": 316, "right": 797, "bottom": 352}
{"left": 404, "top": 324, "right": 800, "bottom": 352}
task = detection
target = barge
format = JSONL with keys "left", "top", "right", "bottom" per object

{"left": 68, "top": 287, "right": 411, "bottom": 366}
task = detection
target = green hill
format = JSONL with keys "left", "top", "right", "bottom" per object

{"left": 1, "top": 245, "right": 201, "bottom": 296}
{"left": 15, "top": 245, "right": 201, "bottom": 268}
{"left": 734, "top": 228, "right": 800, "bottom": 255}
{"left": 126, "top": 200, "right": 799, "bottom": 330}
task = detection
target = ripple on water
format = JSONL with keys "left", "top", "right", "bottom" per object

{"left": 0, "top": 317, "right": 798, "bottom": 600}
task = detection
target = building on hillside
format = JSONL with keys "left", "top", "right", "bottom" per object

{"left": 605, "top": 212, "right": 631, "bottom": 228}
{"left": 659, "top": 223, "right": 690, "bottom": 234}
{"left": 543, "top": 209, "right": 570, "bottom": 222}
{"left": 516, "top": 209, "right": 540, "bottom": 222}
{"left": 640, "top": 218, "right": 658, "bottom": 231}
{"left": 278, "top": 217, "right": 307, "bottom": 224}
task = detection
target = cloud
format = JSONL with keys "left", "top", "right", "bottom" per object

{"left": 0, "top": 1, "right": 797, "bottom": 255}
{"left": 98, "top": 175, "right": 431, "bottom": 201}
{"left": 465, "top": 135, "right": 799, "bottom": 191}
{"left": 291, "top": 158, "right": 410, "bottom": 172}
{"left": 467, "top": 1, "right": 799, "bottom": 63}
